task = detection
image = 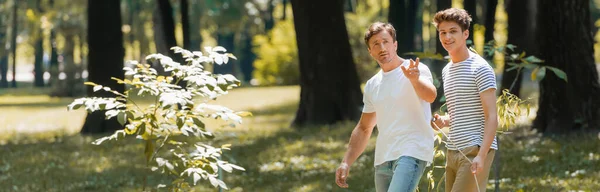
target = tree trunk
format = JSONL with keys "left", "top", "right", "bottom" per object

{"left": 0, "top": 12, "right": 8, "bottom": 88}
{"left": 239, "top": 27, "right": 255, "bottom": 82}
{"left": 265, "top": 0, "right": 275, "bottom": 31}
{"left": 431, "top": 0, "right": 452, "bottom": 112}
{"left": 33, "top": 0, "right": 45, "bottom": 87}
{"left": 63, "top": 34, "right": 77, "bottom": 96}
{"left": 10, "top": 0, "right": 18, "bottom": 88}
{"left": 389, "top": 0, "right": 422, "bottom": 56}
{"left": 48, "top": 30, "right": 59, "bottom": 87}
{"left": 0, "top": 55, "right": 7, "bottom": 88}
{"left": 463, "top": 0, "right": 476, "bottom": 44}
{"left": 181, "top": 0, "right": 191, "bottom": 50}
{"left": 483, "top": 0, "right": 497, "bottom": 60}
{"left": 33, "top": 37, "right": 45, "bottom": 87}
{"left": 501, "top": 0, "right": 536, "bottom": 97}
{"left": 82, "top": 0, "right": 125, "bottom": 134}
{"left": 412, "top": 0, "right": 423, "bottom": 52}
{"left": 534, "top": 0, "right": 600, "bottom": 134}
{"left": 290, "top": 0, "right": 363, "bottom": 126}
{"left": 152, "top": 0, "right": 178, "bottom": 75}
{"left": 281, "top": 0, "right": 287, "bottom": 20}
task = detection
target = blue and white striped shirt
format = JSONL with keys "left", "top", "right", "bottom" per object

{"left": 442, "top": 51, "right": 498, "bottom": 150}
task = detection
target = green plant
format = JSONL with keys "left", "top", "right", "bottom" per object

{"left": 252, "top": 16, "right": 299, "bottom": 86}
{"left": 67, "top": 46, "right": 248, "bottom": 191}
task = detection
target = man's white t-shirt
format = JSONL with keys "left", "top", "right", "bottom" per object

{"left": 363, "top": 60, "right": 435, "bottom": 167}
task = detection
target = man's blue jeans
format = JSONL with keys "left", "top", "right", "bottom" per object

{"left": 374, "top": 156, "right": 427, "bottom": 192}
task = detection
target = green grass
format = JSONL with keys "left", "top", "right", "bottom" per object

{"left": 0, "top": 85, "right": 599, "bottom": 191}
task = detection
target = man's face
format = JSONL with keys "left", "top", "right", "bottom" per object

{"left": 438, "top": 21, "right": 469, "bottom": 54}
{"left": 367, "top": 30, "right": 397, "bottom": 65}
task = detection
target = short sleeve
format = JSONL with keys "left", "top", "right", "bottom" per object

{"left": 475, "top": 64, "right": 497, "bottom": 93}
{"left": 362, "top": 82, "right": 375, "bottom": 113}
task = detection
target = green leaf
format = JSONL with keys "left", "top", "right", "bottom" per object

{"left": 145, "top": 140, "right": 155, "bottom": 163}
{"left": 137, "top": 122, "right": 147, "bottom": 135}
{"left": 546, "top": 66, "right": 568, "bottom": 82}
{"left": 523, "top": 55, "right": 543, "bottom": 64}
{"left": 117, "top": 111, "right": 127, "bottom": 126}
{"left": 67, "top": 98, "right": 86, "bottom": 110}
{"left": 93, "top": 85, "right": 103, "bottom": 92}
{"left": 518, "top": 52, "right": 526, "bottom": 59}
{"left": 522, "top": 63, "right": 537, "bottom": 69}
{"left": 177, "top": 117, "right": 185, "bottom": 128}
{"left": 505, "top": 44, "right": 516, "bottom": 51}
{"left": 537, "top": 67, "right": 547, "bottom": 81}
{"left": 105, "top": 110, "right": 119, "bottom": 119}
{"left": 192, "top": 117, "right": 205, "bottom": 129}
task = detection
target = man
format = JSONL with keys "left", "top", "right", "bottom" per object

{"left": 431, "top": 8, "right": 498, "bottom": 192}
{"left": 335, "top": 22, "right": 437, "bottom": 192}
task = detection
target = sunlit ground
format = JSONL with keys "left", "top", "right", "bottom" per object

{"left": 0, "top": 85, "right": 598, "bottom": 191}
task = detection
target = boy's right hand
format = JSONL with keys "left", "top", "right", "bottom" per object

{"left": 335, "top": 163, "right": 349, "bottom": 188}
{"left": 431, "top": 114, "right": 445, "bottom": 130}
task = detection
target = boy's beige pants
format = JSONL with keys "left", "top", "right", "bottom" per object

{"left": 445, "top": 145, "right": 496, "bottom": 192}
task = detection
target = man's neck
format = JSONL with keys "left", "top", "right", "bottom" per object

{"left": 449, "top": 47, "right": 470, "bottom": 64}
{"left": 380, "top": 56, "right": 404, "bottom": 72}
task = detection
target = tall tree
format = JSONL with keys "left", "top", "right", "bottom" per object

{"left": 33, "top": 0, "right": 45, "bottom": 87}
{"left": 10, "top": 0, "right": 18, "bottom": 87}
{"left": 81, "top": 0, "right": 124, "bottom": 134}
{"left": 0, "top": 0, "right": 8, "bottom": 88}
{"left": 290, "top": 0, "right": 363, "bottom": 126}
{"left": 501, "top": 0, "right": 536, "bottom": 96}
{"left": 181, "top": 0, "right": 191, "bottom": 50}
{"left": 534, "top": 0, "right": 600, "bottom": 134}
{"left": 48, "top": 29, "right": 58, "bottom": 86}
{"left": 463, "top": 0, "right": 476, "bottom": 44}
{"left": 388, "top": 0, "right": 422, "bottom": 56}
{"left": 153, "top": 0, "right": 178, "bottom": 74}
{"left": 483, "top": 0, "right": 497, "bottom": 60}
{"left": 431, "top": 0, "right": 452, "bottom": 112}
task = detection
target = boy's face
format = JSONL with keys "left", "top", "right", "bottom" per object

{"left": 367, "top": 30, "right": 397, "bottom": 65}
{"left": 438, "top": 21, "right": 469, "bottom": 54}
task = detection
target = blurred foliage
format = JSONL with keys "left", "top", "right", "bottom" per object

{"left": 252, "top": 0, "right": 388, "bottom": 86}
{"left": 345, "top": 0, "right": 388, "bottom": 82}
{"left": 252, "top": 4, "right": 298, "bottom": 86}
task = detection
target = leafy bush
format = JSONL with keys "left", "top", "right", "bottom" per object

{"left": 67, "top": 46, "right": 248, "bottom": 191}
{"left": 252, "top": 15, "right": 299, "bottom": 86}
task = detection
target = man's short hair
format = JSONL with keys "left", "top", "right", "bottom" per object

{"left": 432, "top": 8, "right": 472, "bottom": 31}
{"left": 364, "top": 22, "right": 396, "bottom": 48}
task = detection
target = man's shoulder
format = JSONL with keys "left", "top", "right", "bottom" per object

{"left": 365, "top": 71, "right": 382, "bottom": 87}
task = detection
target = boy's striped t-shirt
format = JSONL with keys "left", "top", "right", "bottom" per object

{"left": 442, "top": 51, "right": 498, "bottom": 151}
